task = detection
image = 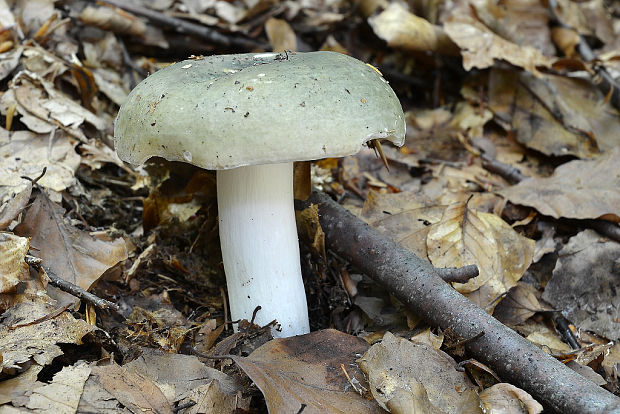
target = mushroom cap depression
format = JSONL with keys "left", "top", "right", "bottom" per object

{"left": 114, "top": 51, "right": 405, "bottom": 169}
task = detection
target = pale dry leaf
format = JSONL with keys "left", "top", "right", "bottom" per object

{"left": 179, "top": 380, "right": 250, "bottom": 414}
{"left": 368, "top": 3, "right": 457, "bottom": 54}
{"left": 357, "top": 332, "right": 482, "bottom": 414}
{"left": 24, "top": 361, "right": 91, "bottom": 413}
{"left": 0, "top": 233, "right": 30, "bottom": 294}
{"left": 525, "top": 331, "right": 571, "bottom": 354}
{"left": 0, "top": 47, "right": 23, "bottom": 82}
{"left": 264, "top": 18, "right": 297, "bottom": 52}
{"left": 125, "top": 349, "right": 241, "bottom": 403}
{"left": 444, "top": 14, "right": 551, "bottom": 76}
{"left": 15, "top": 192, "right": 128, "bottom": 305}
{"left": 232, "top": 329, "right": 382, "bottom": 414}
{"left": 542, "top": 229, "right": 620, "bottom": 340}
{"left": 0, "top": 128, "right": 80, "bottom": 193}
{"left": 88, "top": 363, "right": 173, "bottom": 414}
{"left": 0, "top": 182, "right": 32, "bottom": 230}
{"left": 79, "top": 6, "right": 147, "bottom": 37}
{"left": 479, "top": 383, "right": 543, "bottom": 414}
{"left": 427, "top": 202, "right": 535, "bottom": 310}
{"left": 500, "top": 147, "right": 620, "bottom": 221}
{"left": 0, "top": 364, "right": 43, "bottom": 405}
{"left": 0, "top": 301, "right": 95, "bottom": 373}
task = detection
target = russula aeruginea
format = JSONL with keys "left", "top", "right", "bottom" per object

{"left": 114, "top": 51, "right": 405, "bottom": 337}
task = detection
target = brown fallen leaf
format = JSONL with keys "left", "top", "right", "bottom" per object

{"left": 479, "top": 383, "right": 543, "bottom": 414}
{"left": 357, "top": 332, "right": 482, "bottom": 414}
{"left": 87, "top": 363, "right": 173, "bottom": 414}
{"left": 444, "top": 13, "right": 552, "bottom": 76}
{"left": 124, "top": 349, "right": 249, "bottom": 412}
{"left": 265, "top": 17, "right": 297, "bottom": 52}
{"left": 232, "top": 329, "right": 382, "bottom": 414}
{"left": 427, "top": 201, "right": 535, "bottom": 311}
{"left": 0, "top": 301, "right": 95, "bottom": 374}
{"left": 500, "top": 147, "right": 620, "bottom": 222}
{"left": 542, "top": 229, "right": 620, "bottom": 340}
{"left": 368, "top": 3, "right": 458, "bottom": 55}
{"left": 15, "top": 191, "right": 128, "bottom": 306}
{"left": 493, "top": 282, "right": 547, "bottom": 326}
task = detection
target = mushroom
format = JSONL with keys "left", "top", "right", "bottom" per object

{"left": 114, "top": 51, "right": 405, "bottom": 337}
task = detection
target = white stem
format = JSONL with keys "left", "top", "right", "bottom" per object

{"left": 217, "top": 162, "right": 310, "bottom": 337}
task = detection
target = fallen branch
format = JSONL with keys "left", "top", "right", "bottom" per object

{"left": 300, "top": 190, "right": 620, "bottom": 414}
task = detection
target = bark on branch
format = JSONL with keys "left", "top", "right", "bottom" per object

{"left": 300, "top": 190, "right": 620, "bottom": 414}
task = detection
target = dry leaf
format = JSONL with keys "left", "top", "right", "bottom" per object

{"left": 368, "top": 3, "right": 457, "bottom": 54}
{"left": 500, "top": 147, "right": 620, "bottom": 221}
{"left": 542, "top": 229, "right": 620, "bottom": 340}
{"left": 493, "top": 282, "right": 546, "bottom": 326}
{"left": 0, "top": 182, "right": 32, "bottom": 230}
{"left": 444, "top": 14, "right": 551, "bottom": 76}
{"left": 232, "top": 329, "right": 382, "bottom": 414}
{"left": 87, "top": 363, "right": 173, "bottom": 414}
{"left": 24, "top": 361, "right": 91, "bottom": 413}
{"left": 15, "top": 192, "right": 128, "bottom": 305}
{"left": 264, "top": 17, "right": 297, "bottom": 52}
{"left": 489, "top": 71, "right": 620, "bottom": 158}
{"left": 0, "top": 128, "right": 80, "bottom": 193}
{"left": 0, "top": 233, "right": 29, "bottom": 294}
{"left": 479, "top": 383, "right": 543, "bottom": 414}
{"left": 427, "top": 202, "right": 534, "bottom": 310}
{"left": 357, "top": 332, "right": 482, "bottom": 414}
{"left": 0, "top": 301, "right": 95, "bottom": 374}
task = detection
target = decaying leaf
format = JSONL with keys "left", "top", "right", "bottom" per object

{"left": 357, "top": 332, "right": 482, "bottom": 414}
{"left": 0, "top": 233, "right": 29, "bottom": 294}
{"left": 0, "top": 128, "right": 80, "bottom": 193}
{"left": 15, "top": 192, "right": 128, "bottom": 306}
{"left": 264, "top": 17, "right": 297, "bottom": 52}
{"left": 444, "top": 13, "right": 552, "bottom": 76}
{"left": 232, "top": 329, "right": 382, "bottom": 414}
{"left": 368, "top": 3, "right": 457, "bottom": 54}
{"left": 0, "top": 182, "right": 32, "bottom": 230}
{"left": 493, "top": 282, "right": 547, "bottom": 326}
{"left": 124, "top": 350, "right": 248, "bottom": 412}
{"left": 542, "top": 229, "right": 620, "bottom": 340}
{"left": 86, "top": 363, "right": 173, "bottom": 414}
{"left": 23, "top": 361, "right": 91, "bottom": 413}
{"left": 427, "top": 201, "right": 535, "bottom": 310}
{"left": 479, "top": 383, "right": 543, "bottom": 414}
{"left": 500, "top": 147, "right": 620, "bottom": 221}
{"left": 0, "top": 301, "right": 95, "bottom": 374}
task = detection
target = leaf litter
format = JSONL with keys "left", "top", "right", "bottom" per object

{"left": 0, "top": 0, "right": 619, "bottom": 412}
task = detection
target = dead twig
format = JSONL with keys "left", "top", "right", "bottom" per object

{"left": 299, "top": 190, "right": 620, "bottom": 414}
{"left": 435, "top": 264, "right": 478, "bottom": 283}
{"left": 95, "top": 0, "right": 268, "bottom": 50}
{"left": 25, "top": 255, "right": 121, "bottom": 313}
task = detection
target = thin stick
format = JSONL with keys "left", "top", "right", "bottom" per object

{"left": 25, "top": 255, "right": 121, "bottom": 313}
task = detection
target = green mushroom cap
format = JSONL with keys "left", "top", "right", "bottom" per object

{"left": 114, "top": 51, "right": 405, "bottom": 170}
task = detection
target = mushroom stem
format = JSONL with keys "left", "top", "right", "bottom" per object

{"left": 217, "top": 162, "right": 310, "bottom": 337}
